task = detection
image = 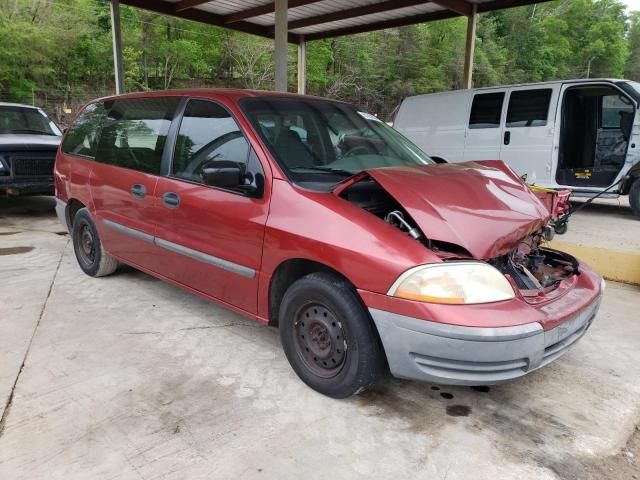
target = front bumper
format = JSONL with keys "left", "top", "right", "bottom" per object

{"left": 369, "top": 297, "right": 601, "bottom": 385}
{"left": 0, "top": 179, "right": 54, "bottom": 195}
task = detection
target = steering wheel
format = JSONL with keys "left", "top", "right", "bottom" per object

{"left": 343, "top": 145, "right": 371, "bottom": 157}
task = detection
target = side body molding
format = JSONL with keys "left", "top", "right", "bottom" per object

{"left": 102, "top": 219, "right": 256, "bottom": 279}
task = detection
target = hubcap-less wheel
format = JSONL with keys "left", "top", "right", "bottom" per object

{"left": 294, "top": 303, "right": 347, "bottom": 378}
{"left": 78, "top": 222, "right": 96, "bottom": 266}
{"left": 71, "top": 208, "right": 118, "bottom": 278}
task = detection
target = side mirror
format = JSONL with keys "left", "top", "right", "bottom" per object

{"left": 201, "top": 160, "right": 244, "bottom": 188}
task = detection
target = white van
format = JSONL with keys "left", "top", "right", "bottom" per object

{"left": 393, "top": 79, "right": 640, "bottom": 217}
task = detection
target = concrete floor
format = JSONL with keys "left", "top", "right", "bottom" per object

{"left": 1, "top": 196, "right": 639, "bottom": 480}
{"left": 561, "top": 197, "right": 639, "bottom": 253}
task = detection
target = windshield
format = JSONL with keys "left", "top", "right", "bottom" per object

{"left": 240, "top": 98, "right": 432, "bottom": 186}
{"left": 0, "top": 106, "right": 61, "bottom": 136}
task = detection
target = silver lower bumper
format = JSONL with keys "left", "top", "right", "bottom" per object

{"left": 369, "top": 299, "right": 601, "bottom": 385}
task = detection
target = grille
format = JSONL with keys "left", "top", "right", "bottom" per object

{"left": 8, "top": 152, "right": 56, "bottom": 177}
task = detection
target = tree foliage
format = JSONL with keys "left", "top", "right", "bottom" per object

{"left": 0, "top": 0, "right": 637, "bottom": 121}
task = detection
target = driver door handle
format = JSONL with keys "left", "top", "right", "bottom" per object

{"left": 162, "top": 192, "right": 180, "bottom": 209}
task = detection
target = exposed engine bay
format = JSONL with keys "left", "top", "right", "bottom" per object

{"left": 489, "top": 236, "right": 579, "bottom": 290}
{"left": 340, "top": 178, "right": 578, "bottom": 292}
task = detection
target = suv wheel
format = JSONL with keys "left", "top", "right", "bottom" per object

{"left": 71, "top": 208, "right": 118, "bottom": 277}
{"left": 279, "top": 272, "right": 385, "bottom": 398}
{"left": 630, "top": 179, "right": 640, "bottom": 218}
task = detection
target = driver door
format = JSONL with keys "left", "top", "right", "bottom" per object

{"left": 153, "top": 98, "right": 270, "bottom": 314}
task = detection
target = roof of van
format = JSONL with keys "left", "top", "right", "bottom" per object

{"left": 404, "top": 78, "right": 630, "bottom": 100}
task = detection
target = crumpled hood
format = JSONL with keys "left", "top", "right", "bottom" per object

{"left": 343, "top": 161, "right": 551, "bottom": 259}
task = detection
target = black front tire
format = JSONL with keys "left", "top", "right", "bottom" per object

{"left": 71, "top": 208, "right": 118, "bottom": 277}
{"left": 630, "top": 179, "right": 640, "bottom": 218}
{"left": 279, "top": 272, "right": 385, "bottom": 398}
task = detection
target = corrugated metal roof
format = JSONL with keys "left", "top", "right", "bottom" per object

{"left": 120, "top": 0, "right": 554, "bottom": 42}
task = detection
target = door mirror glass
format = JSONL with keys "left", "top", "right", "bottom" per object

{"left": 201, "top": 160, "right": 244, "bottom": 188}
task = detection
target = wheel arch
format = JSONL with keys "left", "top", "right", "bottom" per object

{"left": 268, "top": 258, "right": 358, "bottom": 327}
{"left": 65, "top": 198, "right": 87, "bottom": 230}
{"left": 621, "top": 163, "right": 640, "bottom": 195}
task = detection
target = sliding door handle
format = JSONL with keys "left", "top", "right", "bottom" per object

{"left": 162, "top": 192, "right": 180, "bottom": 209}
{"left": 130, "top": 184, "right": 146, "bottom": 199}
{"left": 504, "top": 130, "right": 511, "bottom": 145}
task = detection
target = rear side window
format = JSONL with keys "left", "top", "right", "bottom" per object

{"left": 506, "top": 89, "right": 552, "bottom": 127}
{"left": 95, "top": 97, "right": 179, "bottom": 174}
{"left": 469, "top": 93, "right": 505, "bottom": 129}
{"left": 61, "top": 103, "right": 107, "bottom": 158}
{"left": 172, "top": 99, "right": 249, "bottom": 183}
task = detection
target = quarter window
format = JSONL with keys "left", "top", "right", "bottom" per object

{"left": 95, "top": 97, "right": 179, "bottom": 174}
{"left": 469, "top": 93, "right": 505, "bottom": 129}
{"left": 61, "top": 103, "right": 107, "bottom": 158}
{"left": 506, "top": 89, "right": 552, "bottom": 128}
{"left": 172, "top": 99, "right": 249, "bottom": 183}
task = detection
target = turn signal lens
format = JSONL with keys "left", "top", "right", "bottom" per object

{"left": 388, "top": 262, "right": 515, "bottom": 305}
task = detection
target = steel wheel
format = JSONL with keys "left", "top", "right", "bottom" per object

{"left": 77, "top": 222, "right": 96, "bottom": 266}
{"left": 293, "top": 303, "right": 347, "bottom": 379}
{"left": 71, "top": 208, "right": 118, "bottom": 277}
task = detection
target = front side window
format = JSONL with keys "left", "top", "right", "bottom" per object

{"left": 172, "top": 99, "right": 249, "bottom": 183}
{"left": 95, "top": 97, "right": 179, "bottom": 175}
{"left": 469, "top": 92, "right": 504, "bottom": 129}
{"left": 0, "top": 106, "right": 61, "bottom": 136}
{"left": 506, "top": 89, "right": 552, "bottom": 128}
{"left": 61, "top": 103, "right": 107, "bottom": 158}
{"left": 240, "top": 98, "right": 432, "bottom": 188}
{"left": 601, "top": 93, "right": 634, "bottom": 129}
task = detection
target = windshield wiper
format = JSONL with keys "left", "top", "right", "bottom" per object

{"left": 290, "top": 166, "right": 353, "bottom": 177}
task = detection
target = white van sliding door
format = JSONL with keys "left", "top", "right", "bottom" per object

{"left": 463, "top": 90, "right": 505, "bottom": 161}
{"left": 501, "top": 87, "right": 558, "bottom": 185}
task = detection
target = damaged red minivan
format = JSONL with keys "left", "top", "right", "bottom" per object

{"left": 54, "top": 90, "right": 604, "bottom": 398}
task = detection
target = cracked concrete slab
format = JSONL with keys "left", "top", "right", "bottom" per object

{"left": 0, "top": 197, "right": 638, "bottom": 480}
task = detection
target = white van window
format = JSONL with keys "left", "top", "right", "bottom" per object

{"left": 506, "top": 89, "right": 552, "bottom": 128}
{"left": 602, "top": 94, "right": 634, "bottom": 129}
{"left": 469, "top": 93, "right": 504, "bottom": 129}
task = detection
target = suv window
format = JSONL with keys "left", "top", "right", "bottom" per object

{"left": 469, "top": 93, "right": 504, "bottom": 129}
{"left": 172, "top": 99, "right": 249, "bottom": 183}
{"left": 61, "top": 103, "right": 107, "bottom": 158}
{"left": 95, "top": 97, "right": 179, "bottom": 174}
{"left": 506, "top": 89, "right": 552, "bottom": 128}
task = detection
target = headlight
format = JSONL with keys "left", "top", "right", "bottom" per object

{"left": 388, "top": 262, "right": 515, "bottom": 305}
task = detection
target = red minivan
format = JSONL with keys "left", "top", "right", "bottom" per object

{"left": 54, "top": 90, "right": 603, "bottom": 398}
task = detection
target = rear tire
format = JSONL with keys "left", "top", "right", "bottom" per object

{"left": 630, "top": 179, "right": 640, "bottom": 218}
{"left": 278, "top": 272, "right": 385, "bottom": 398}
{"left": 71, "top": 208, "right": 118, "bottom": 277}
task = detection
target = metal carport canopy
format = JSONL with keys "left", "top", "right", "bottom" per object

{"left": 110, "top": 0, "right": 554, "bottom": 94}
